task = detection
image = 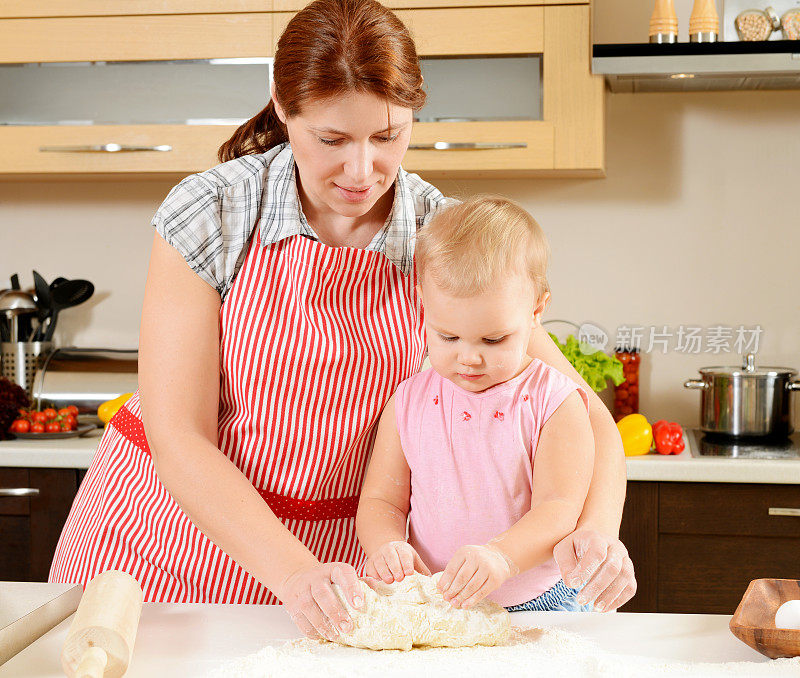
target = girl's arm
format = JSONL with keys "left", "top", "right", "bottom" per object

{"left": 139, "top": 233, "right": 362, "bottom": 641}
{"left": 488, "top": 390, "right": 594, "bottom": 571}
{"left": 527, "top": 324, "right": 636, "bottom": 611}
{"left": 438, "top": 391, "right": 593, "bottom": 607}
{"left": 356, "top": 396, "right": 430, "bottom": 581}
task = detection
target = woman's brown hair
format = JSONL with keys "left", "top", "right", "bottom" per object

{"left": 218, "top": 0, "right": 425, "bottom": 162}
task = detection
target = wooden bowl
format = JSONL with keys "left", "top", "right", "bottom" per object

{"left": 730, "top": 579, "right": 800, "bottom": 659}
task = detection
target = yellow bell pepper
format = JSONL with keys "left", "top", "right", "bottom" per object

{"left": 617, "top": 413, "right": 653, "bottom": 456}
{"left": 97, "top": 393, "right": 134, "bottom": 425}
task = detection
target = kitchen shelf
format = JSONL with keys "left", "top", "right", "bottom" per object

{"left": 593, "top": 40, "right": 800, "bottom": 92}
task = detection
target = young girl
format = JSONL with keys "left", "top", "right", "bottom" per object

{"left": 356, "top": 195, "right": 596, "bottom": 613}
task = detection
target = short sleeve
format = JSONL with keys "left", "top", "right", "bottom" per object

{"left": 532, "top": 364, "right": 589, "bottom": 428}
{"left": 151, "top": 174, "right": 227, "bottom": 295}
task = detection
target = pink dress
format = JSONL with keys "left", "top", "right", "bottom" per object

{"left": 49, "top": 234, "right": 426, "bottom": 603}
{"left": 394, "top": 360, "right": 588, "bottom": 606}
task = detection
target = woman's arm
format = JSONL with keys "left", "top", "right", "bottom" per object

{"left": 356, "top": 396, "right": 431, "bottom": 581}
{"left": 138, "top": 233, "right": 362, "bottom": 639}
{"left": 527, "top": 324, "right": 636, "bottom": 611}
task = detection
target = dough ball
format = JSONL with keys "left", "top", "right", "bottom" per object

{"left": 774, "top": 599, "right": 800, "bottom": 630}
{"left": 331, "top": 572, "right": 510, "bottom": 651}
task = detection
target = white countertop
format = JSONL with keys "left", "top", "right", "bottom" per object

{"left": 0, "top": 427, "right": 101, "bottom": 469}
{"left": 1, "top": 427, "right": 799, "bottom": 484}
{"left": 2, "top": 601, "right": 794, "bottom": 677}
{"left": 625, "top": 445, "right": 800, "bottom": 483}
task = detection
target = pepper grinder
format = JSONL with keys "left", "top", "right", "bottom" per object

{"left": 689, "top": 0, "right": 719, "bottom": 42}
{"left": 650, "top": 0, "right": 678, "bottom": 43}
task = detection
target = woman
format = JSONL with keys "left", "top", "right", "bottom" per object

{"left": 50, "top": 0, "right": 634, "bottom": 641}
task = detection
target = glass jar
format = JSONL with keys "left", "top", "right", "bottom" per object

{"left": 734, "top": 9, "right": 775, "bottom": 41}
{"left": 613, "top": 348, "right": 640, "bottom": 421}
{"left": 782, "top": 9, "right": 800, "bottom": 40}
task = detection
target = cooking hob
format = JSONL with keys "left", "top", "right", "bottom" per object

{"left": 687, "top": 428, "right": 800, "bottom": 460}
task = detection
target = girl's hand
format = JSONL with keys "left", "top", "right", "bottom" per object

{"left": 553, "top": 528, "right": 636, "bottom": 612}
{"left": 364, "top": 540, "right": 432, "bottom": 584}
{"left": 276, "top": 562, "right": 364, "bottom": 641}
{"left": 438, "top": 544, "right": 518, "bottom": 609}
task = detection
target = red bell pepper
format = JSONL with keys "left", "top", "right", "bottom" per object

{"left": 652, "top": 420, "right": 685, "bottom": 455}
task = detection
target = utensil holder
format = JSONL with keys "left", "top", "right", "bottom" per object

{"left": 1, "top": 341, "right": 54, "bottom": 398}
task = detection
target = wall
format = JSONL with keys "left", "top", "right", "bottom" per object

{"left": 3, "top": 87, "right": 800, "bottom": 426}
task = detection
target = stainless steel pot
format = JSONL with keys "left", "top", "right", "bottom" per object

{"left": 684, "top": 353, "right": 800, "bottom": 438}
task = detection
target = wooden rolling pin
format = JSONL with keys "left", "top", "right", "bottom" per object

{"left": 61, "top": 571, "right": 144, "bottom": 678}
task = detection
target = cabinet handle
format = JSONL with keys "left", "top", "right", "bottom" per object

{"left": 408, "top": 142, "right": 527, "bottom": 151}
{"left": 38, "top": 144, "right": 172, "bottom": 153}
{"left": 769, "top": 507, "right": 800, "bottom": 517}
{"left": 0, "top": 488, "right": 40, "bottom": 497}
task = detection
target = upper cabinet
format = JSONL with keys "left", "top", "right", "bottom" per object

{"left": 0, "top": 1, "right": 603, "bottom": 180}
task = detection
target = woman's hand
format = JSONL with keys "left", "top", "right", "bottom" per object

{"left": 553, "top": 528, "right": 636, "bottom": 612}
{"left": 276, "top": 562, "right": 364, "bottom": 641}
{"left": 364, "top": 540, "right": 431, "bottom": 584}
{"left": 437, "top": 544, "right": 518, "bottom": 609}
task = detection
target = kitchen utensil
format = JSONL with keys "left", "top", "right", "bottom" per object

{"left": 11, "top": 423, "right": 96, "bottom": 440}
{"left": 10, "top": 274, "right": 20, "bottom": 290}
{"left": 0, "top": 341, "right": 54, "bottom": 397}
{"left": 689, "top": 0, "right": 720, "bottom": 41}
{"left": 650, "top": 0, "right": 678, "bottom": 43}
{"left": 42, "top": 279, "right": 95, "bottom": 343}
{"left": 730, "top": 578, "right": 800, "bottom": 659}
{"left": 50, "top": 276, "right": 68, "bottom": 290}
{"left": 31, "top": 270, "right": 51, "bottom": 341}
{"left": 0, "top": 289, "right": 37, "bottom": 342}
{"left": 61, "top": 570, "right": 143, "bottom": 678}
{"left": 684, "top": 353, "right": 800, "bottom": 439}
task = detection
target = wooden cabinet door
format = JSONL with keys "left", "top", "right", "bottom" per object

{"left": 0, "top": 468, "right": 79, "bottom": 582}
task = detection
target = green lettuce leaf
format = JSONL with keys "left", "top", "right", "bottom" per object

{"left": 548, "top": 333, "right": 625, "bottom": 392}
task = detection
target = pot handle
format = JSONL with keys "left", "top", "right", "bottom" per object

{"left": 684, "top": 379, "right": 708, "bottom": 390}
{"left": 787, "top": 380, "right": 800, "bottom": 391}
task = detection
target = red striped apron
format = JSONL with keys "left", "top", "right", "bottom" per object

{"left": 49, "top": 233, "right": 425, "bottom": 603}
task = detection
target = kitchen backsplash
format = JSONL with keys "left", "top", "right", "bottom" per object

{"left": 3, "top": 90, "right": 800, "bottom": 426}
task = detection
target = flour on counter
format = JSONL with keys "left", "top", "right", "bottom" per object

{"left": 206, "top": 627, "right": 800, "bottom": 678}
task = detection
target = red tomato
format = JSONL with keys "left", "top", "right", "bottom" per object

{"left": 65, "top": 414, "right": 78, "bottom": 429}
{"left": 45, "top": 422, "right": 61, "bottom": 433}
{"left": 60, "top": 421, "right": 73, "bottom": 432}
{"left": 58, "top": 408, "right": 71, "bottom": 418}
{"left": 66, "top": 405, "right": 79, "bottom": 417}
{"left": 31, "top": 422, "right": 45, "bottom": 433}
{"left": 10, "top": 419, "right": 31, "bottom": 434}
{"left": 33, "top": 411, "right": 48, "bottom": 424}
{"left": 42, "top": 408, "right": 57, "bottom": 421}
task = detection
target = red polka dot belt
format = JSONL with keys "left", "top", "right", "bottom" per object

{"left": 109, "top": 406, "right": 359, "bottom": 522}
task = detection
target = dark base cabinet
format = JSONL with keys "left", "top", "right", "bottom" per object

{"left": 0, "top": 467, "right": 80, "bottom": 582}
{"left": 620, "top": 481, "right": 800, "bottom": 614}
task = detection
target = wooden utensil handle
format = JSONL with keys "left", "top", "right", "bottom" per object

{"left": 75, "top": 647, "right": 108, "bottom": 678}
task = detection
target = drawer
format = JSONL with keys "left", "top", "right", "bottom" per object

{"left": 0, "top": 468, "right": 31, "bottom": 516}
{"left": 0, "top": 125, "right": 236, "bottom": 176}
{"left": 658, "top": 534, "right": 800, "bottom": 614}
{"left": 659, "top": 482, "right": 800, "bottom": 538}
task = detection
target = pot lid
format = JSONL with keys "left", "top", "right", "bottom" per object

{"left": 700, "top": 353, "right": 797, "bottom": 378}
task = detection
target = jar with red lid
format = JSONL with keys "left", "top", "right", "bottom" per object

{"left": 613, "top": 348, "right": 640, "bottom": 421}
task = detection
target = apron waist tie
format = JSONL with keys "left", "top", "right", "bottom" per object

{"left": 109, "top": 406, "right": 358, "bottom": 521}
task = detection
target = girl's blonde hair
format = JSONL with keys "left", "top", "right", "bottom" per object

{"left": 415, "top": 194, "right": 550, "bottom": 299}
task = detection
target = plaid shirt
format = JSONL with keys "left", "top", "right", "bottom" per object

{"left": 152, "top": 143, "right": 452, "bottom": 300}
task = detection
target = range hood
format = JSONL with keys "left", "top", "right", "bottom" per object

{"left": 593, "top": 40, "right": 800, "bottom": 92}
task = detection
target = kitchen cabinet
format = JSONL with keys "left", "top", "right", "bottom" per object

{"left": 619, "top": 481, "right": 800, "bottom": 614}
{"left": 0, "top": 467, "right": 80, "bottom": 582}
{"left": 0, "top": 1, "right": 603, "bottom": 179}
